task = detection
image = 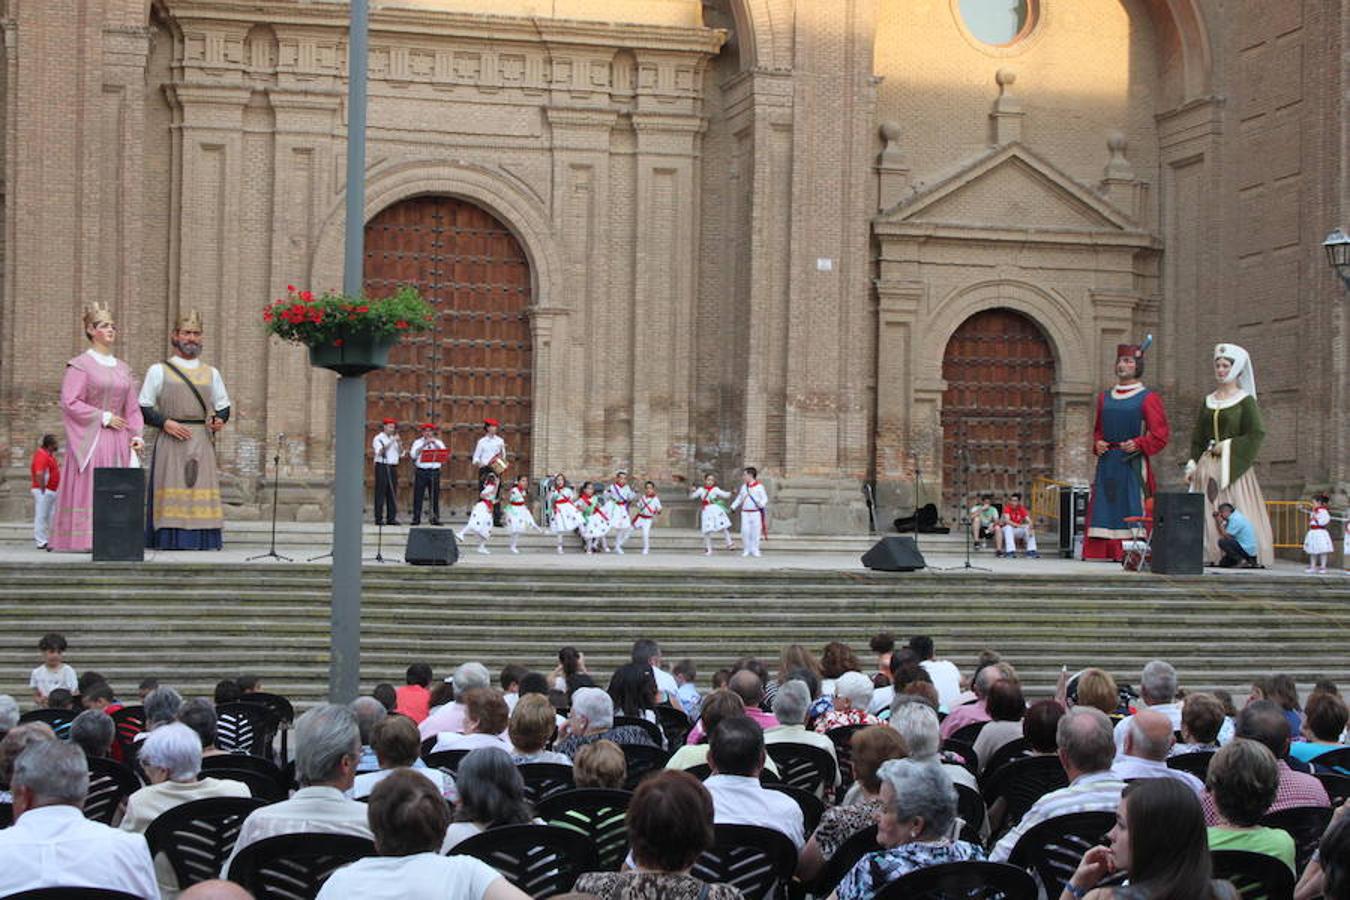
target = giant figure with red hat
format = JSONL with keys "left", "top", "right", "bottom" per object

{"left": 1083, "top": 338, "right": 1171, "bottom": 561}
{"left": 472, "top": 418, "right": 507, "bottom": 527}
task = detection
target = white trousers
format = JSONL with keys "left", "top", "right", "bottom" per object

{"left": 634, "top": 518, "right": 653, "bottom": 552}
{"left": 740, "top": 512, "right": 763, "bottom": 556}
{"left": 1001, "top": 523, "right": 1037, "bottom": 553}
{"left": 32, "top": 488, "right": 57, "bottom": 546}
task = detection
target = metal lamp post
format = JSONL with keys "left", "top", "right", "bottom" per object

{"left": 1323, "top": 229, "right": 1350, "bottom": 291}
{"left": 330, "top": 0, "right": 370, "bottom": 703}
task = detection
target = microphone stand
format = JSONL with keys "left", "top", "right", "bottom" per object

{"left": 247, "top": 435, "right": 293, "bottom": 562}
{"left": 933, "top": 445, "right": 990, "bottom": 573}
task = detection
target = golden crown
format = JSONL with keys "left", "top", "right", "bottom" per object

{"left": 82, "top": 302, "right": 114, "bottom": 330}
{"left": 175, "top": 308, "right": 203, "bottom": 331}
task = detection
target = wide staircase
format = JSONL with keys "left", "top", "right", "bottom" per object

{"left": 0, "top": 562, "right": 1346, "bottom": 709}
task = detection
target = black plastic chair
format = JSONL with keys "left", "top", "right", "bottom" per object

{"left": 654, "top": 704, "right": 693, "bottom": 749}
{"left": 613, "top": 715, "right": 666, "bottom": 748}
{"left": 425, "top": 749, "right": 471, "bottom": 775}
{"left": 84, "top": 756, "right": 142, "bottom": 825}
{"left": 227, "top": 832, "right": 375, "bottom": 900}
{"left": 981, "top": 738, "right": 1030, "bottom": 779}
{"left": 18, "top": 708, "right": 75, "bottom": 739}
{"left": 239, "top": 692, "right": 295, "bottom": 766}
{"left": 954, "top": 783, "right": 987, "bottom": 847}
{"left": 202, "top": 752, "right": 286, "bottom": 788}
{"left": 1316, "top": 771, "right": 1350, "bottom": 806}
{"left": 691, "top": 824, "right": 798, "bottom": 900}
{"left": 144, "top": 795, "right": 270, "bottom": 891}
{"left": 0, "top": 801, "right": 12, "bottom": 827}
{"left": 949, "top": 721, "right": 988, "bottom": 745}
{"left": 765, "top": 782, "right": 825, "bottom": 835}
{"left": 110, "top": 706, "right": 146, "bottom": 753}
{"left": 766, "top": 742, "right": 838, "bottom": 798}
{"left": 420, "top": 735, "right": 439, "bottom": 761}
{"left": 1210, "top": 849, "right": 1297, "bottom": 900}
{"left": 872, "top": 860, "right": 1039, "bottom": 899}
{"left": 808, "top": 823, "right": 880, "bottom": 898}
{"left": 201, "top": 766, "right": 287, "bottom": 802}
{"left": 1310, "top": 746, "right": 1350, "bottom": 773}
{"left": 620, "top": 743, "right": 670, "bottom": 790}
{"left": 1260, "top": 805, "right": 1333, "bottom": 873}
{"left": 517, "top": 762, "right": 575, "bottom": 806}
{"left": 825, "top": 724, "right": 870, "bottom": 799}
{"left": 1006, "top": 811, "right": 1116, "bottom": 897}
{"left": 942, "top": 738, "right": 980, "bottom": 776}
{"left": 3, "top": 890, "right": 144, "bottom": 899}
{"left": 1166, "top": 749, "right": 1216, "bottom": 781}
{"left": 536, "top": 787, "right": 633, "bottom": 871}
{"left": 215, "top": 702, "right": 279, "bottom": 760}
{"left": 452, "top": 823, "right": 597, "bottom": 898}
{"left": 981, "top": 755, "right": 1068, "bottom": 826}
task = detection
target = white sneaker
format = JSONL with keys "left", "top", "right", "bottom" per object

{"left": 751, "top": 551, "right": 761, "bottom": 557}
{"left": 556, "top": 546, "right": 565, "bottom": 555}
{"left": 616, "top": 547, "right": 624, "bottom": 555}
{"left": 642, "top": 548, "right": 649, "bottom": 555}
{"left": 1307, "top": 566, "right": 1318, "bottom": 573}
{"left": 477, "top": 545, "right": 490, "bottom": 555}
{"left": 704, "top": 549, "right": 713, "bottom": 556}
{"left": 742, "top": 551, "right": 750, "bottom": 557}
{"left": 510, "top": 547, "right": 520, "bottom": 554}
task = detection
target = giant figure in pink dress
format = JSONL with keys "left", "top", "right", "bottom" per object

{"left": 48, "top": 304, "right": 145, "bottom": 552}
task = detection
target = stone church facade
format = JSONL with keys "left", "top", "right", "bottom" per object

{"left": 0, "top": 0, "right": 1344, "bottom": 532}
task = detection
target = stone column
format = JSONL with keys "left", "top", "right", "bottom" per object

{"left": 873, "top": 279, "right": 924, "bottom": 521}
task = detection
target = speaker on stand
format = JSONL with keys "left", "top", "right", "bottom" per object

{"left": 1150, "top": 492, "right": 1204, "bottom": 575}
{"left": 93, "top": 467, "right": 146, "bottom": 562}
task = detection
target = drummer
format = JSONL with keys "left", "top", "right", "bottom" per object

{"left": 472, "top": 418, "right": 508, "bottom": 526}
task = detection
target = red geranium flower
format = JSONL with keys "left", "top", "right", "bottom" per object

{"left": 301, "top": 290, "right": 314, "bottom": 302}
{"left": 355, "top": 305, "right": 369, "bottom": 313}
{"left": 263, "top": 311, "right": 274, "bottom": 322}
{"left": 395, "top": 320, "right": 409, "bottom": 330}
{"left": 286, "top": 285, "right": 296, "bottom": 293}
{"left": 333, "top": 338, "right": 344, "bottom": 347}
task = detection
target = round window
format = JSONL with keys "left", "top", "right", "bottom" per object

{"left": 957, "top": 0, "right": 1036, "bottom": 47}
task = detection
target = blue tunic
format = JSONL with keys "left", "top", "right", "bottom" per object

{"left": 1088, "top": 388, "right": 1151, "bottom": 539}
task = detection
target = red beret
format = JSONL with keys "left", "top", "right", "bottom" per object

{"left": 420, "top": 422, "right": 435, "bottom": 431}
{"left": 483, "top": 418, "right": 500, "bottom": 428}
{"left": 381, "top": 418, "right": 396, "bottom": 425}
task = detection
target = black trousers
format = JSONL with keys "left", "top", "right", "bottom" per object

{"left": 1218, "top": 536, "right": 1256, "bottom": 567}
{"left": 413, "top": 468, "right": 441, "bottom": 524}
{"left": 373, "top": 463, "right": 398, "bottom": 524}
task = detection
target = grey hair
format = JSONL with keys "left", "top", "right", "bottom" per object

{"left": 351, "top": 696, "right": 388, "bottom": 745}
{"left": 453, "top": 662, "right": 491, "bottom": 696}
{"left": 889, "top": 701, "right": 940, "bottom": 759}
{"left": 570, "top": 687, "right": 614, "bottom": 731}
{"left": 13, "top": 740, "right": 88, "bottom": 807}
{"left": 144, "top": 686, "right": 184, "bottom": 727}
{"left": 773, "top": 680, "right": 811, "bottom": 726}
{"left": 70, "top": 709, "right": 115, "bottom": 757}
{"left": 0, "top": 695, "right": 19, "bottom": 732}
{"left": 973, "top": 664, "right": 1004, "bottom": 698}
{"left": 835, "top": 671, "right": 875, "bottom": 711}
{"left": 138, "top": 721, "right": 202, "bottom": 782}
{"left": 1140, "top": 660, "right": 1178, "bottom": 703}
{"left": 295, "top": 703, "right": 361, "bottom": 786}
{"left": 1056, "top": 706, "right": 1116, "bottom": 773}
{"left": 1126, "top": 716, "right": 1173, "bottom": 761}
{"left": 878, "top": 758, "right": 957, "bottom": 839}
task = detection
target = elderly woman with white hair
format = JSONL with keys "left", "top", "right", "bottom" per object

{"left": 119, "top": 721, "right": 250, "bottom": 897}
{"left": 418, "top": 662, "right": 491, "bottom": 740}
{"left": 1184, "top": 342, "right": 1274, "bottom": 567}
{"left": 554, "top": 687, "right": 659, "bottom": 758}
{"left": 889, "top": 697, "right": 978, "bottom": 794}
{"left": 813, "top": 671, "right": 880, "bottom": 733}
{"left": 830, "top": 759, "right": 985, "bottom": 900}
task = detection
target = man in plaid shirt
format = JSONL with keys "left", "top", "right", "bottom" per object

{"left": 1201, "top": 700, "right": 1329, "bottom": 824}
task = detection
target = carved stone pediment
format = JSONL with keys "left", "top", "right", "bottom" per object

{"left": 875, "top": 143, "right": 1154, "bottom": 245}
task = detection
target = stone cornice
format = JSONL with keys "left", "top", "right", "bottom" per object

{"left": 873, "top": 221, "right": 1160, "bottom": 250}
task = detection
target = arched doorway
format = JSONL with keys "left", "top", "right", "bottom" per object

{"left": 364, "top": 196, "right": 533, "bottom": 517}
{"left": 940, "top": 308, "right": 1055, "bottom": 514}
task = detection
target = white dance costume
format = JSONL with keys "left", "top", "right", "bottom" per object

{"left": 458, "top": 482, "right": 497, "bottom": 552}
{"left": 605, "top": 482, "right": 635, "bottom": 552}
{"left": 632, "top": 493, "right": 662, "bottom": 554}
{"left": 692, "top": 485, "right": 734, "bottom": 553}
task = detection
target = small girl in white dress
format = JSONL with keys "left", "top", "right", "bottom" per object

{"left": 691, "top": 473, "right": 734, "bottom": 555}
{"left": 1303, "top": 492, "right": 1334, "bottom": 574}
{"left": 547, "top": 473, "right": 585, "bottom": 554}
{"left": 632, "top": 481, "right": 663, "bottom": 555}
{"left": 577, "top": 482, "right": 612, "bottom": 554}
{"left": 458, "top": 474, "right": 498, "bottom": 554}
{"left": 604, "top": 472, "right": 636, "bottom": 554}
{"left": 504, "top": 474, "right": 542, "bottom": 554}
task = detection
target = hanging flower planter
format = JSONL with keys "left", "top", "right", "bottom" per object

{"left": 262, "top": 284, "right": 433, "bottom": 376}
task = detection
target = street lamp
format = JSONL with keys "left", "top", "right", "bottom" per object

{"left": 1323, "top": 229, "right": 1350, "bottom": 291}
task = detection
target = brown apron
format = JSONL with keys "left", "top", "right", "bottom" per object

{"left": 150, "top": 364, "right": 224, "bottom": 531}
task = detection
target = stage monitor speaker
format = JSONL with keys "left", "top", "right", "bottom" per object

{"left": 861, "top": 536, "right": 926, "bottom": 572}
{"left": 1150, "top": 491, "right": 1203, "bottom": 575}
{"left": 93, "top": 467, "right": 145, "bottom": 562}
{"left": 1058, "top": 487, "right": 1090, "bottom": 559}
{"left": 405, "top": 527, "right": 458, "bottom": 566}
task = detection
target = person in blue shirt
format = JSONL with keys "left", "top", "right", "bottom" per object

{"left": 1214, "top": 502, "right": 1260, "bottom": 567}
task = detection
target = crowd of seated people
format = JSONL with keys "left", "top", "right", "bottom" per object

{"left": 0, "top": 633, "right": 1347, "bottom": 900}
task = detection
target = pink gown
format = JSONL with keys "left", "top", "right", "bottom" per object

{"left": 48, "top": 351, "right": 144, "bottom": 552}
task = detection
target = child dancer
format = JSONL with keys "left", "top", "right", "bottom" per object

{"left": 577, "top": 481, "right": 611, "bottom": 554}
{"left": 547, "top": 473, "right": 585, "bottom": 554}
{"left": 632, "top": 481, "right": 663, "bottom": 555}
{"left": 730, "top": 466, "right": 769, "bottom": 558}
{"left": 691, "top": 473, "right": 734, "bottom": 555}
{"left": 605, "top": 471, "right": 636, "bottom": 554}
{"left": 504, "top": 474, "right": 542, "bottom": 554}
{"left": 1303, "top": 492, "right": 1333, "bottom": 574}
{"left": 458, "top": 473, "right": 498, "bottom": 554}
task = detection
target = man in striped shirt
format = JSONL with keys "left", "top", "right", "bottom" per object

{"left": 991, "top": 707, "right": 1125, "bottom": 862}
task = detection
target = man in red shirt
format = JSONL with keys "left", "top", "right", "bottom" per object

{"left": 29, "top": 434, "right": 60, "bottom": 550}
{"left": 998, "top": 491, "right": 1040, "bottom": 559}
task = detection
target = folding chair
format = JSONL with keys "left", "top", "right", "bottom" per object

{"left": 1121, "top": 497, "right": 1155, "bottom": 571}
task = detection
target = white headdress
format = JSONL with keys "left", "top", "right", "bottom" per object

{"left": 1213, "top": 343, "right": 1256, "bottom": 398}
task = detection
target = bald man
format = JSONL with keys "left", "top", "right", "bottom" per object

{"left": 1110, "top": 709, "right": 1204, "bottom": 793}
{"left": 180, "top": 881, "right": 255, "bottom": 899}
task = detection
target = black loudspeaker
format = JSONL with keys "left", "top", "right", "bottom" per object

{"left": 862, "top": 536, "right": 927, "bottom": 572}
{"left": 1150, "top": 492, "right": 1204, "bottom": 575}
{"left": 93, "top": 467, "right": 145, "bottom": 562}
{"left": 1058, "top": 487, "right": 1090, "bottom": 559}
{"left": 405, "top": 527, "right": 458, "bottom": 566}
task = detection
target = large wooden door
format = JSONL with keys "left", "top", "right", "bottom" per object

{"left": 940, "top": 308, "right": 1055, "bottom": 513}
{"left": 364, "top": 196, "right": 532, "bottom": 517}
